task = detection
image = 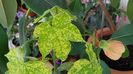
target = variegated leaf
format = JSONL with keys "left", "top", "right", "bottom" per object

{"left": 68, "top": 44, "right": 102, "bottom": 74}
{"left": 34, "top": 6, "right": 84, "bottom": 61}
{"left": 5, "top": 47, "right": 52, "bottom": 74}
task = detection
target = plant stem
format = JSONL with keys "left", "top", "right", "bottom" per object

{"left": 19, "top": 8, "right": 31, "bottom": 61}
{"left": 33, "top": 9, "right": 50, "bottom": 23}
{"left": 99, "top": 10, "right": 105, "bottom": 39}
{"left": 19, "top": 9, "right": 30, "bottom": 45}
{"left": 25, "top": 9, "right": 30, "bottom": 17}
{"left": 52, "top": 51, "right": 57, "bottom": 74}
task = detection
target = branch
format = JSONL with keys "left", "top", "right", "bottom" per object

{"left": 98, "top": 0, "right": 116, "bottom": 32}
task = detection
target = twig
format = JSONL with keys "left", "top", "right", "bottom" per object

{"left": 98, "top": 0, "right": 116, "bottom": 32}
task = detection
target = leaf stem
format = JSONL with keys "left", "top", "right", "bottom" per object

{"left": 99, "top": 9, "right": 105, "bottom": 39}
{"left": 52, "top": 51, "right": 57, "bottom": 74}
{"left": 19, "top": 8, "right": 31, "bottom": 62}
{"left": 25, "top": 9, "right": 30, "bottom": 17}
{"left": 33, "top": 9, "right": 50, "bottom": 23}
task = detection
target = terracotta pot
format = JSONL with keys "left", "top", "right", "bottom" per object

{"left": 111, "top": 69, "right": 133, "bottom": 74}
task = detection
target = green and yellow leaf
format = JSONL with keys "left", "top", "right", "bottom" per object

{"left": 5, "top": 47, "right": 52, "bottom": 74}
{"left": 68, "top": 44, "right": 102, "bottom": 74}
{"left": 34, "top": 6, "right": 84, "bottom": 61}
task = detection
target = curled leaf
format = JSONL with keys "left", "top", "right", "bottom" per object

{"left": 100, "top": 40, "right": 125, "bottom": 60}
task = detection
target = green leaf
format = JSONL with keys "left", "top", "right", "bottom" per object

{"left": 69, "top": 42, "right": 88, "bottom": 59}
{"left": 99, "top": 40, "right": 108, "bottom": 50}
{"left": 68, "top": 59, "right": 102, "bottom": 74}
{"left": 58, "top": 62, "right": 74, "bottom": 71}
{"left": 85, "top": 43, "right": 102, "bottom": 74}
{"left": 127, "top": 0, "right": 133, "bottom": 23}
{"left": 100, "top": 60, "right": 111, "bottom": 74}
{"left": 19, "top": 15, "right": 27, "bottom": 45}
{"left": 67, "top": 44, "right": 102, "bottom": 74}
{"left": 122, "top": 46, "right": 129, "bottom": 58}
{"left": 110, "top": 0, "right": 120, "bottom": 8}
{"left": 69, "top": 0, "right": 83, "bottom": 15}
{"left": 0, "top": 56, "right": 8, "bottom": 74}
{"left": 0, "top": 24, "right": 8, "bottom": 55}
{"left": 24, "top": 0, "right": 67, "bottom": 15}
{"left": 0, "top": 0, "right": 17, "bottom": 28}
{"left": 5, "top": 47, "right": 52, "bottom": 74}
{"left": 0, "top": 24, "right": 9, "bottom": 74}
{"left": 34, "top": 6, "right": 84, "bottom": 61}
{"left": 111, "top": 24, "right": 133, "bottom": 45}
{"left": 68, "top": 59, "right": 92, "bottom": 74}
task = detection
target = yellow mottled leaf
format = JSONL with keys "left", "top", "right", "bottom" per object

{"left": 34, "top": 6, "right": 84, "bottom": 61}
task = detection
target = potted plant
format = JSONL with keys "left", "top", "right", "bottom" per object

{"left": 0, "top": 0, "right": 133, "bottom": 74}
